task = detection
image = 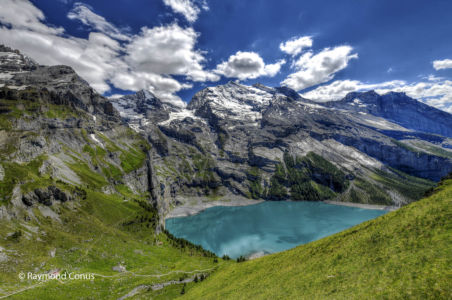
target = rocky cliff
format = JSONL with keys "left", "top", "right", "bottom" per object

{"left": 0, "top": 45, "right": 158, "bottom": 222}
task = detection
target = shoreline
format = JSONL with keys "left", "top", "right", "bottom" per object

{"left": 164, "top": 196, "right": 398, "bottom": 221}
{"left": 323, "top": 200, "right": 398, "bottom": 211}
{"left": 165, "top": 196, "right": 264, "bottom": 219}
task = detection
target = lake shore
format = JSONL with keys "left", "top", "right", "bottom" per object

{"left": 165, "top": 195, "right": 264, "bottom": 219}
{"left": 323, "top": 200, "right": 399, "bottom": 211}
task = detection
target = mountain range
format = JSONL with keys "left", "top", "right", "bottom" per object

{"left": 112, "top": 72, "right": 452, "bottom": 216}
{"left": 1, "top": 45, "right": 451, "bottom": 223}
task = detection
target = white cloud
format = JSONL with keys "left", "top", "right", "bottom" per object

{"left": 0, "top": 23, "right": 121, "bottom": 94}
{"left": 375, "top": 80, "right": 452, "bottom": 113}
{"left": 279, "top": 36, "right": 312, "bottom": 56}
{"left": 67, "top": 2, "right": 130, "bottom": 41}
{"left": 0, "top": 0, "right": 218, "bottom": 106}
{"left": 423, "top": 74, "right": 444, "bottom": 82}
{"left": 302, "top": 79, "right": 452, "bottom": 113}
{"left": 281, "top": 45, "right": 358, "bottom": 91}
{"left": 214, "top": 51, "right": 285, "bottom": 80}
{"left": 433, "top": 59, "right": 452, "bottom": 70}
{"left": 200, "top": 0, "right": 209, "bottom": 11}
{"left": 302, "top": 79, "right": 406, "bottom": 102}
{"left": 123, "top": 24, "right": 218, "bottom": 82}
{"left": 108, "top": 94, "right": 125, "bottom": 99}
{"left": 163, "top": 0, "right": 206, "bottom": 23}
{"left": 0, "top": 0, "right": 63, "bottom": 35}
{"left": 110, "top": 71, "right": 193, "bottom": 105}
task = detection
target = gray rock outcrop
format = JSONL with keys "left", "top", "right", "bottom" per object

{"left": 22, "top": 186, "right": 72, "bottom": 207}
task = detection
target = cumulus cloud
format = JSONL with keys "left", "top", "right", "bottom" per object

{"left": 302, "top": 79, "right": 406, "bottom": 102}
{"left": 67, "top": 2, "right": 130, "bottom": 41}
{"left": 302, "top": 79, "right": 452, "bottom": 113}
{"left": 215, "top": 51, "right": 285, "bottom": 80}
{"left": 375, "top": 80, "right": 452, "bottom": 113}
{"left": 163, "top": 0, "right": 206, "bottom": 23}
{"left": 0, "top": 0, "right": 64, "bottom": 35}
{"left": 0, "top": 11, "right": 121, "bottom": 94}
{"left": 433, "top": 59, "right": 452, "bottom": 70}
{"left": 281, "top": 45, "right": 358, "bottom": 91}
{"left": 0, "top": 0, "right": 219, "bottom": 106}
{"left": 279, "top": 36, "right": 312, "bottom": 56}
{"left": 123, "top": 24, "right": 218, "bottom": 82}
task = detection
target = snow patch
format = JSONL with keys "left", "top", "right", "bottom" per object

{"left": 5, "top": 85, "right": 28, "bottom": 90}
{"left": 350, "top": 114, "right": 409, "bottom": 131}
{"left": 159, "top": 109, "right": 199, "bottom": 126}
{"left": 90, "top": 134, "right": 104, "bottom": 148}
{"left": 129, "top": 124, "right": 142, "bottom": 133}
{"left": 0, "top": 73, "right": 13, "bottom": 80}
{"left": 352, "top": 98, "right": 361, "bottom": 105}
{"left": 199, "top": 82, "right": 275, "bottom": 122}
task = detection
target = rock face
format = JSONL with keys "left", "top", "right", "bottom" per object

{"left": 22, "top": 186, "right": 72, "bottom": 207}
{"left": 0, "top": 45, "right": 156, "bottom": 220}
{"left": 0, "top": 45, "right": 38, "bottom": 72}
{"left": 112, "top": 263, "right": 127, "bottom": 272}
{"left": 0, "top": 45, "right": 119, "bottom": 120}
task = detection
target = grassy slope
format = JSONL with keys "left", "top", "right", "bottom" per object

{"left": 0, "top": 189, "right": 223, "bottom": 299}
{"left": 182, "top": 178, "right": 452, "bottom": 299}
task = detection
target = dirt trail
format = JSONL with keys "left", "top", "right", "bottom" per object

{"left": 117, "top": 272, "right": 209, "bottom": 300}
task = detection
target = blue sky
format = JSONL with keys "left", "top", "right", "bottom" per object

{"left": 0, "top": 0, "right": 451, "bottom": 111}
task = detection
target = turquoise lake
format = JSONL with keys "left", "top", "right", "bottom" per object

{"left": 165, "top": 201, "right": 386, "bottom": 259}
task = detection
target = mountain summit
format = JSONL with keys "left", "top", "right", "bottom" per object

{"left": 325, "top": 90, "right": 452, "bottom": 137}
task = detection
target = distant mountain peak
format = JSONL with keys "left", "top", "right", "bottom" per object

{"left": 383, "top": 91, "right": 407, "bottom": 97}
{"left": 274, "top": 86, "right": 302, "bottom": 100}
{"left": 343, "top": 90, "right": 379, "bottom": 101}
{"left": 327, "top": 89, "right": 452, "bottom": 137}
{"left": 0, "top": 44, "right": 117, "bottom": 118}
{"left": 0, "top": 44, "right": 38, "bottom": 73}
{"left": 134, "top": 89, "right": 157, "bottom": 99}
